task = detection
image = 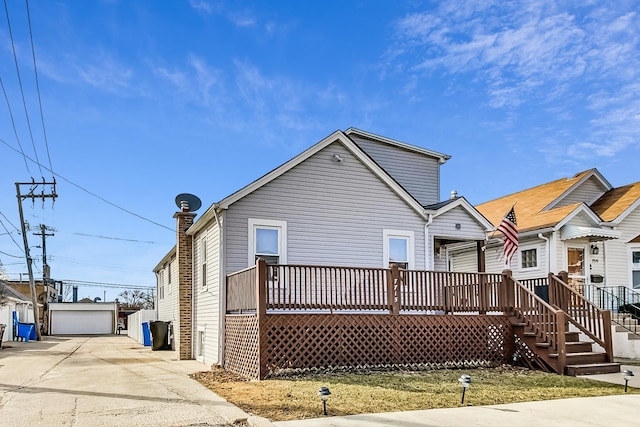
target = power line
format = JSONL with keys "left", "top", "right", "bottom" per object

{"left": 3, "top": 0, "right": 43, "bottom": 177}
{"left": 0, "top": 77, "right": 31, "bottom": 175}
{"left": 70, "top": 231, "right": 157, "bottom": 244}
{"left": 0, "top": 250, "right": 23, "bottom": 258}
{"left": 0, "top": 216, "right": 24, "bottom": 253}
{"left": 25, "top": 0, "right": 54, "bottom": 173}
{"left": 63, "top": 279, "right": 154, "bottom": 290}
{"left": 0, "top": 137, "right": 174, "bottom": 232}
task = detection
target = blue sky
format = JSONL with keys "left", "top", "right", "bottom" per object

{"left": 1, "top": 1, "right": 639, "bottom": 301}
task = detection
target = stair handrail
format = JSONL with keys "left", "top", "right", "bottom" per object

{"left": 549, "top": 273, "right": 614, "bottom": 361}
{"left": 591, "top": 285, "right": 640, "bottom": 338}
{"left": 511, "top": 275, "right": 567, "bottom": 373}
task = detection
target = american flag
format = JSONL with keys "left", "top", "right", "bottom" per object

{"left": 497, "top": 206, "right": 518, "bottom": 266}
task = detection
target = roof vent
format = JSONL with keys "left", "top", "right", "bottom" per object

{"left": 450, "top": 190, "right": 458, "bottom": 199}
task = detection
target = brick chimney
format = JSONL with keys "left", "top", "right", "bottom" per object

{"left": 174, "top": 207, "right": 196, "bottom": 360}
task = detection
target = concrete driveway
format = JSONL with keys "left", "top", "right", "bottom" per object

{"left": 0, "top": 335, "right": 267, "bottom": 427}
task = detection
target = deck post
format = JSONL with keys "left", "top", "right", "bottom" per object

{"left": 256, "top": 259, "right": 267, "bottom": 379}
{"left": 602, "top": 309, "right": 614, "bottom": 362}
{"left": 387, "top": 264, "right": 400, "bottom": 315}
{"left": 256, "top": 259, "right": 267, "bottom": 318}
{"left": 557, "top": 310, "right": 567, "bottom": 375}
{"left": 501, "top": 270, "right": 514, "bottom": 315}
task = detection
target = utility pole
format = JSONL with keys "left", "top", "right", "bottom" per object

{"left": 16, "top": 178, "right": 58, "bottom": 341}
{"left": 33, "top": 224, "right": 55, "bottom": 285}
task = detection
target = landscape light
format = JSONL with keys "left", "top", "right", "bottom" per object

{"left": 622, "top": 370, "right": 634, "bottom": 392}
{"left": 458, "top": 374, "right": 471, "bottom": 405}
{"left": 317, "top": 386, "right": 331, "bottom": 416}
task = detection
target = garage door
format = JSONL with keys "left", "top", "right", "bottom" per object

{"left": 51, "top": 310, "right": 114, "bottom": 335}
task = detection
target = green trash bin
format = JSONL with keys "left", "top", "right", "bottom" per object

{"left": 149, "top": 321, "right": 171, "bottom": 350}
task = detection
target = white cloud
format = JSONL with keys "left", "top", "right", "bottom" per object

{"left": 389, "top": 1, "right": 640, "bottom": 162}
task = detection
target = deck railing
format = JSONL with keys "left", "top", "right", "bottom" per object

{"left": 400, "top": 270, "right": 506, "bottom": 312}
{"left": 549, "top": 273, "right": 613, "bottom": 359}
{"left": 226, "top": 261, "right": 511, "bottom": 314}
{"left": 226, "top": 265, "right": 257, "bottom": 313}
{"left": 265, "top": 264, "right": 390, "bottom": 311}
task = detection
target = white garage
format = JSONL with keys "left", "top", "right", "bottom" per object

{"left": 49, "top": 303, "right": 118, "bottom": 335}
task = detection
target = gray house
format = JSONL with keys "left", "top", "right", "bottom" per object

{"left": 154, "top": 128, "right": 493, "bottom": 364}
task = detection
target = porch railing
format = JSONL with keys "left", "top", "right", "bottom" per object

{"left": 226, "top": 260, "right": 511, "bottom": 314}
{"left": 549, "top": 273, "right": 613, "bottom": 359}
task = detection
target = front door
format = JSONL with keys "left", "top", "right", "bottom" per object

{"left": 567, "top": 246, "right": 586, "bottom": 293}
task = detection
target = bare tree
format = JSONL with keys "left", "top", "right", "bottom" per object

{"left": 117, "top": 289, "right": 154, "bottom": 309}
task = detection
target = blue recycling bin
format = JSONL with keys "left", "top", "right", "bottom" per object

{"left": 142, "top": 322, "right": 151, "bottom": 347}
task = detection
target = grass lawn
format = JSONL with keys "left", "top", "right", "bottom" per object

{"left": 192, "top": 366, "right": 638, "bottom": 421}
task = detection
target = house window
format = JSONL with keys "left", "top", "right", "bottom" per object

{"left": 248, "top": 219, "right": 287, "bottom": 266}
{"left": 521, "top": 248, "right": 538, "bottom": 269}
{"left": 167, "top": 261, "right": 172, "bottom": 294}
{"left": 198, "top": 330, "right": 205, "bottom": 358}
{"left": 632, "top": 250, "right": 640, "bottom": 289}
{"left": 383, "top": 229, "right": 414, "bottom": 269}
{"left": 201, "top": 237, "right": 207, "bottom": 288}
{"left": 158, "top": 271, "right": 164, "bottom": 300}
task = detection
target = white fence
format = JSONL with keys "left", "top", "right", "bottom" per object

{"left": 127, "top": 309, "right": 156, "bottom": 345}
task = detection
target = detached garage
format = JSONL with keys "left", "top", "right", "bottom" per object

{"left": 49, "top": 303, "right": 118, "bottom": 335}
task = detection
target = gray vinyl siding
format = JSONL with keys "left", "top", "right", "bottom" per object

{"left": 351, "top": 136, "right": 440, "bottom": 206}
{"left": 553, "top": 177, "right": 606, "bottom": 208}
{"left": 193, "top": 221, "right": 221, "bottom": 365}
{"left": 225, "top": 142, "right": 427, "bottom": 273}
{"left": 429, "top": 206, "right": 487, "bottom": 240}
{"left": 605, "top": 207, "right": 640, "bottom": 286}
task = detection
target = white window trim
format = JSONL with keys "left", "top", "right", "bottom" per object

{"left": 196, "top": 326, "right": 205, "bottom": 362}
{"left": 383, "top": 229, "right": 415, "bottom": 269}
{"left": 167, "top": 261, "right": 172, "bottom": 294}
{"left": 518, "top": 245, "right": 541, "bottom": 271}
{"left": 200, "top": 235, "right": 208, "bottom": 291}
{"left": 248, "top": 218, "right": 288, "bottom": 266}
{"left": 629, "top": 246, "right": 640, "bottom": 289}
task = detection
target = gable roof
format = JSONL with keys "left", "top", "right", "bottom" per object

{"left": 0, "top": 281, "right": 31, "bottom": 302}
{"left": 344, "top": 128, "right": 451, "bottom": 163}
{"left": 426, "top": 196, "right": 494, "bottom": 231}
{"left": 476, "top": 169, "right": 605, "bottom": 233}
{"left": 590, "top": 181, "right": 640, "bottom": 223}
{"left": 190, "top": 129, "right": 433, "bottom": 235}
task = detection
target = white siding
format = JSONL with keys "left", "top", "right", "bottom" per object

{"left": 351, "top": 136, "right": 440, "bottom": 206}
{"left": 225, "top": 142, "right": 427, "bottom": 273}
{"left": 156, "top": 258, "right": 179, "bottom": 334}
{"left": 193, "top": 221, "right": 222, "bottom": 365}
{"left": 605, "top": 207, "right": 640, "bottom": 286}
{"left": 554, "top": 176, "right": 606, "bottom": 208}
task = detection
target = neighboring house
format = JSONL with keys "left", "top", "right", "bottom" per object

{"left": 6, "top": 279, "right": 58, "bottom": 334}
{"left": 449, "top": 169, "right": 640, "bottom": 292}
{"left": 154, "top": 128, "right": 494, "bottom": 364}
{"left": 0, "top": 281, "right": 34, "bottom": 342}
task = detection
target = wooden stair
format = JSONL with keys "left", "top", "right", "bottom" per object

{"left": 510, "top": 317, "right": 620, "bottom": 376}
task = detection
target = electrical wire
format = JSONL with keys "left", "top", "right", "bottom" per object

{"left": 0, "top": 77, "right": 31, "bottom": 175}
{"left": 3, "top": 0, "right": 43, "bottom": 177}
{"left": 0, "top": 137, "right": 174, "bottom": 232}
{"left": 63, "top": 279, "right": 154, "bottom": 290}
{"left": 0, "top": 216, "right": 24, "bottom": 253}
{"left": 25, "top": 0, "right": 53, "bottom": 174}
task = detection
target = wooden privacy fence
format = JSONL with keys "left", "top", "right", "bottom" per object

{"left": 226, "top": 261, "right": 512, "bottom": 314}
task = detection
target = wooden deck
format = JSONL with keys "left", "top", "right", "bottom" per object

{"left": 224, "top": 260, "right": 616, "bottom": 379}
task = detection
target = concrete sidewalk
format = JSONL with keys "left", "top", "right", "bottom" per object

{"left": 274, "top": 394, "right": 640, "bottom": 426}
{"left": 274, "top": 367, "right": 640, "bottom": 427}
{"left": 0, "top": 335, "right": 269, "bottom": 426}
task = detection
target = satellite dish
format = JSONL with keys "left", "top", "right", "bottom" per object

{"left": 175, "top": 193, "right": 202, "bottom": 212}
